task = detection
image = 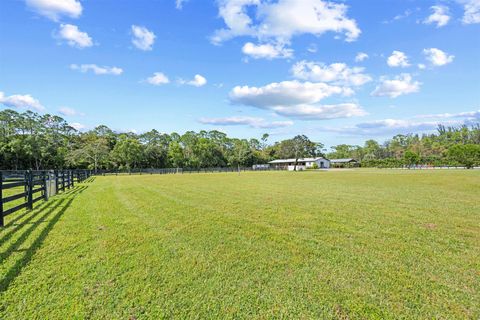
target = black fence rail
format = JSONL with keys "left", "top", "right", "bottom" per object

{"left": 0, "top": 169, "right": 93, "bottom": 227}
{"left": 95, "top": 166, "right": 285, "bottom": 176}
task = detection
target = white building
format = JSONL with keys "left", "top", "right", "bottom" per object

{"left": 268, "top": 157, "right": 330, "bottom": 171}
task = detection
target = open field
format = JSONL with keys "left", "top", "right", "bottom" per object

{"left": 1, "top": 170, "right": 479, "bottom": 319}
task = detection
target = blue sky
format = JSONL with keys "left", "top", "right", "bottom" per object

{"left": 1, "top": 0, "right": 479, "bottom": 147}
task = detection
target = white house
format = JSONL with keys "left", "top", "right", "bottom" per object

{"left": 268, "top": 157, "right": 330, "bottom": 171}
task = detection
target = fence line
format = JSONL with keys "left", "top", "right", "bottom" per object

{"left": 95, "top": 166, "right": 285, "bottom": 176}
{"left": 378, "top": 166, "right": 480, "bottom": 170}
{"left": 0, "top": 169, "right": 93, "bottom": 227}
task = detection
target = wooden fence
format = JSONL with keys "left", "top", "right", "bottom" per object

{"left": 0, "top": 169, "right": 93, "bottom": 227}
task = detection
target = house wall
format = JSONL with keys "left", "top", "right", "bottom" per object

{"left": 288, "top": 165, "right": 306, "bottom": 171}
{"left": 315, "top": 159, "right": 330, "bottom": 168}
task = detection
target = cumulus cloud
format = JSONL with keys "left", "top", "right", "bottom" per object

{"left": 58, "top": 107, "right": 84, "bottom": 116}
{"left": 371, "top": 74, "right": 420, "bottom": 98}
{"left": 291, "top": 61, "right": 372, "bottom": 86}
{"left": 355, "top": 52, "right": 369, "bottom": 62}
{"left": 26, "top": 0, "right": 82, "bottom": 21}
{"left": 423, "top": 48, "right": 454, "bottom": 66}
{"left": 387, "top": 51, "right": 410, "bottom": 68}
{"left": 131, "top": 25, "right": 156, "bottom": 51}
{"left": 424, "top": 5, "right": 450, "bottom": 27}
{"left": 199, "top": 116, "right": 293, "bottom": 129}
{"left": 457, "top": 0, "right": 480, "bottom": 24}
{"left": 242, "top": 42, "right": 293, "bottom": 59}
{"left": 145, "top": 72, "right": 170, "bottom": 85}
{"left": 56, "top": 24, "right": 93, "bottom": 48}
{"left": 70, "top": 64, "right": 123, "bottom": 75}
{"left": 229, "top": 80, "right": 365, "bottom": 120}
{"left": 0, "top": 91, "right": 45, "bottom": 111}
{"left": 211, "top": 0, "right": 360, "bottom": 56}
{"left": 230, "top": 81, "right": 350, "bottom": 108}
{"left": 178, "top": 74, "right": 207, "bottom": 87}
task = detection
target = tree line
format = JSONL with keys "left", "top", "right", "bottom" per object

{"left": 1, "top": 109, "right": 479, "bottom": 170}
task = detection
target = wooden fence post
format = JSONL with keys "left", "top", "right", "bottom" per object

{"left": 0, "top": 171, "right": 4, "bottom": 227}
{"left": 55, "top": 170, "right": 59, "bottom": 194}
{"left": 43, "top": 171, "right": 48, "bottom": 201}
{"left": 27, "top": 170, "right": 33, "bottom": 210}
{"left": 71, "top": 171, "right": 74, "bottom": 188}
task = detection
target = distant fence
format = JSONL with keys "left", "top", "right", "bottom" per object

{"left": 95, "top": 166, "right": 284, "bottom": 176}
{"left": 379, "top": 166, "right": 480, "bottom": 170}
{"left": 0, "top": 169, "right": 93, "bottom": 227}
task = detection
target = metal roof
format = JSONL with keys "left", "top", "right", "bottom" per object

{"left": 268, "top": 157, "right": 328, "bottom": 164}
{"left": 330, "top": 158, "right": 357, "bottom": 163}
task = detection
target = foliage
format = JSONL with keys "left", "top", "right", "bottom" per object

{"left": 447, "top": 144, "right": 480, "bottom": 168}
{"left": 0, "top": 109, "right": 479, "bottom": 170}
{"left": 327, "top": 125, "right": 480, "bottom": 167}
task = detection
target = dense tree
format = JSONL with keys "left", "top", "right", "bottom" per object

{"left": 0, "top": 109, "right": 479, "bottom": 170}
{"left": 448, "top": 144, "right": 480, "bottom": 168}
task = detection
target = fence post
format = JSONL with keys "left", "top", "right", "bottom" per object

{"left": 71, "top": 171, "right": 74, "bottom": 188}
{"left": 54, "top": 170, "right": 58, "bottom": 194}
{"left": 27, "top": 170, "right": 33, "bottom": 210}
{"left": 43, "top": 171, "right": 48, "bottom": 201}
{"left": 0, "top": 171, "right": 4, "bottom": 227}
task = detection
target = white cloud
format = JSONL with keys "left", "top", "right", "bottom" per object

{"left": 229, "top": 80, "right": 365, "bottom": 120}
{"left": 418, "top": 63, "right": 426, "bottom": 70}
{"left": 176, "top": 0, "right": 188, "bottom": 9}
{"left": 146, "top": 72, "right": 170, "bottom": 85}
{"left": 415, "top": 109, "right": 480, "bottom": 120}
{"left": 355, "top": 52, "right": 369, "bottom": 62}
{"left": 387, "top": 50, "right": 410, "bottom": 68}
{"left": 321, "top": 119, "right": 462, "bottom": 136}
{"left": 320, "top": 109, "right": 480, "bottom": 136}
{"left": 211, "top": 0, "right": 360, "bottom": 55}
{"left": 131, "top": 25, "right": 156, "bottom": 51}
{"left": 0, "top": 91, "right": 45, "bottom": 111}
{"left": 58, "top": 107, "right": 84, "bottom": 116}
{"left": 383, "top": 9, "right": 415, "bottom": 24}
{"left": 70, "top": 122, "right": 86, "bottom": 130}
{"left": 199, "top": 116, "right": 293, "bottom": 128}
{"left": 457, "top": 0, "right": 480, "bottom": 24}
{"left": 230, "top": 80, "right": 349, "bottom": 108}
{"left": 307, "top": 44, "right": 318, "bottom": 53}
{"left": 26, "top": 0, "right": 82, "bottom": 21}
{"left": 423, "top": 48, "right": 454, "bottom": 66}
{"left": 291, "top": 61, "right": 372, "bottom": 86}
{"left": 371, "top": 74, "right": 421, "bottom": 98}
{"left": 179, "top": 74, "right": 207, "bottom": 87}
{"left": 423, "top": 5, "right": 450, "bottom": 27}
{"left": 273, "top": 103, "right": 367, "bottom": 120}
{"left": 242, "top": 42, "right": 293, "bottom": 59}
{"left": 70, "top": 64, "right": 123, "bottom": 75}
{"left": 56, "top": 24, "right": 93, "bottom": 48}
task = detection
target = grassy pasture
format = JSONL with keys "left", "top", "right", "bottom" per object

{"left": 0, "top": 170, "right": 479, "bottom": 319}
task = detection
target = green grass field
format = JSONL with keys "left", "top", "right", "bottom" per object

{"left": 1, "top": 170, "right": 479, "bottom": 319}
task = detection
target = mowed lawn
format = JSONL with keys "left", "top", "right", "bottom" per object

{"left": 1, "top": 170, "right": 479, "bottom": 319}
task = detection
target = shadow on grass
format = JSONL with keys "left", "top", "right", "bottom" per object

{"left": 84, "top": 176, "right": 96, "bottom": 183}
{"left": 0, "top": 185, "right": 88, "bottom": 292}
